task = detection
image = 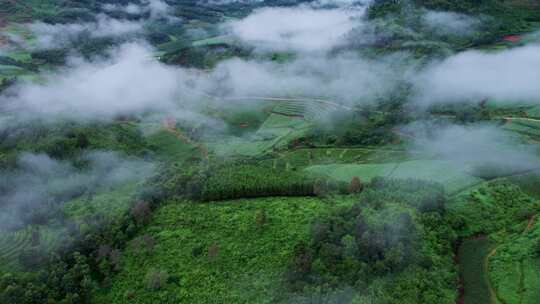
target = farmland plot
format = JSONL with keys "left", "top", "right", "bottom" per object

{"left": 305, "top": 160, "right": 482, "bottom": 194}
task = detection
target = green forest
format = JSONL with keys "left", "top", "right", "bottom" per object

{"left": 1, "top": 0, "right": 540, "bottom": 303}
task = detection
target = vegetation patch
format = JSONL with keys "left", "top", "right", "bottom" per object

{"left": 95, "top": 197, "right": 355, "bottom": 303}
{"left": 457, "top": 237, "right": 495, "bottom": 304}
{"left": 487, "top": 215, "right": 540, "bottom": 304}
{"left": 305, "top": 160, "right": 482, "bottom": 194}
{"left": 450, "top": 181, "right": 540, "bottom": 237}
{"left": 199, "top": 162, "right": 318, "bottom": 201}
{"left": 286, "top": 178, "right": 457, "bottom": 303}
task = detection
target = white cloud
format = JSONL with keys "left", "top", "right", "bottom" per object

{"left": 3, "top": 43, "right": 187, "bottom": 120}
{"left": 405, "top": 122, "right": 540, "bottom": 175}
{"left": 415, "top": 45, "right": 540, "bottom": 105}
{"left": 0, "top": 39, "right": 410, "bottom": 128}
{"left": 201, "top": 52, "right": 408, "bottom": 104}
{"left": 422, "top": 11, "right": 481, "bottom": 35}
{"left": 227, "top": 7, "right": 361, "bottom": 52}
{"left": 526, "top": 29, "right": 540, "bottom": 42}
{"left": 0, "top": 151, "right": 154, "bottom": 230}
{"left": 28, "top": 14, "right": 143, "bottom": 49}
{"left": 203, "top": 0, "right": 264, "bottom": 5}
{"left": 103, "top": 3, "right": 143, "bottom": 15}
{"left": 146, "top": 0, "right": 171, "bottom": 19}
{"left": 102, "top": 0, "right": 179, "bottom": 22}
{"left": 311, "top": 0, "right": 372, "bottom": 8}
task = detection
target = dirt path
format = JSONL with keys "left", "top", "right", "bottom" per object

{"left": 459, "top": 171, "right": 540, "bottom": 303}
{"left": 163, "top": 119, "right": 209, "bottom": 160}
{"left": 206, "top": 94, "right": 540, "bottom": 123}
{"left": 291, "top": 146, "right": 410, "bottom": 153}
{"left": 479, "top": 215, "right": 537, "bottom": 304}
{"left": 524, "top": 215, "right": 537, "bottom": 233}
{"left": 502, "top": 117, "right": 540, "bottom": 123}
{"left": 485, "top": 246, "right": 501, "bottom": 304}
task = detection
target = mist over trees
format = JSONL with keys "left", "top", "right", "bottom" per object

{"left": 1, "top": 0, "right": 540, "bottom": 303}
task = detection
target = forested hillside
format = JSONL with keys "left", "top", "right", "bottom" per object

{"left": 1, "top": 0, "right": 540, "bottom": 303}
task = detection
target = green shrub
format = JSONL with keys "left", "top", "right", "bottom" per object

{"left": 286, "top": 178, "right": 456, "bottom": 302}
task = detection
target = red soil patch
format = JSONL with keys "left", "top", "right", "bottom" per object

{"left": 524, "top": 215, "right": 537, "bottom": 233}
{"left": 163, "top": 116, "right": 177, "bottom": 129}
{"left": 239, "top": 123, "right": 249, "bottom": 128}
{"left": 503, "top": 35, "right": 522, "bottom": 42}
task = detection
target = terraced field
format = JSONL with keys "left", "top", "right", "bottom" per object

{"left": 265, "top": 147, "right": 410, "bottom": 170}
{"left": 272, "top": 101, "right": 306, "bottom": 117}
{"left": 0, "top": 64, "right": 32, "bottom": 81}
{"left": 272, "top": 99, "right": 340, "bottom": 120}
{"left": 503, "top": 118, "right": 540, "bottom": 140}
{"left": 209, "top": 99, "right": 344, "bottom": 157}
{"left": 211, "top": 112, "right": 313, "bottom": 157}
{"left": 0, "top": 226, "right": 63, "bottom": 271}
{"left": 0, "top": 182, "right": 140, "bottom": 272}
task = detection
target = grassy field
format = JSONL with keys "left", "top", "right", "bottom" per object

{"left": 211, "top": 113, "right": 313, "bottom": 157}
{"left": 305, "top": 162, "right": 397, "bottom": 182}
{"left": 305, "top": 160, "right": 483, "bottom": 194}
{"left": 63, "top": 182, "right": 138, "bottom": 224}
{"left": 145, "top": 127, "right": 201, "bottom": 161}
{"left": 264, "top": 146, "right": 410, "bottom": 170}
{"left": 507, "top": 170, "right": 540, "bottom": 199}
{"left": 217, "top": 104, "right": 272, "bottom": 136}
{"left": 458, "top": 237, "right": 496, "bottom": 304}
{"left": 93, "top": 196, "right": 356, "bottom": 304}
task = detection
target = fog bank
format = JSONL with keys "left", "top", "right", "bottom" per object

{"left": 415, "top": 45, "right": 540, "bottom": 105}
